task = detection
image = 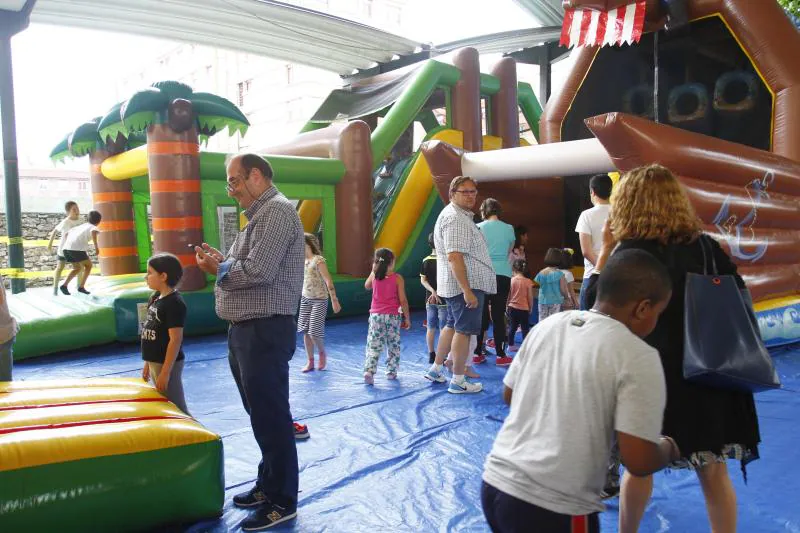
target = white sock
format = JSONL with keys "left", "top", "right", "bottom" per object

{"left": 452, "top": 374, "right": 465, "bottom": 383}
{"left": 431, "top": 363, "right": 442, "bottom": 372}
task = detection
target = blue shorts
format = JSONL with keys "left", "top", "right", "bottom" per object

{"left": 426, "top": 304, "right": 448, "bottom": 330}
{"left": 443, "top": 290, "right": 485, "bottom": 336}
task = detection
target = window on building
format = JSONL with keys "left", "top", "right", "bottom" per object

{"left": 237, "top": 79, "right": 252, "bottom": 107}
{"left": 78, "top": 181, "right": 88, "bottom": 191}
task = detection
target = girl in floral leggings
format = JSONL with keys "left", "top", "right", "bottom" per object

{"left": 363, "top": 248, "right": 410, "bottom": 384}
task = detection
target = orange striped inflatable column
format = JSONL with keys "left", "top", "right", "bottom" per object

{"left": 90, "top": 150, "right": 139, "bottom": 275}
{"left": 146, "top": 123, "right": 205, "bottom": 291}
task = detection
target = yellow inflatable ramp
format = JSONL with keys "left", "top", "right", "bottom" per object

{"left": 0, "top": 378, "right": 223, "bottom": 532}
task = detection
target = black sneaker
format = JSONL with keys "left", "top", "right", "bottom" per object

{"left": 241, "top": 504, "right": 297, "bottom": 531}
{"left": 600, "top": 485, "right": 620, "bottom": 499}
{"left": 59, "top": 285, "right": 70, "bottom": 295}
{"left": 233, "top": 486, "right": 269, "bottom": 508}
{"left": 77, "top": 287, "right": 90, "bottom": 294}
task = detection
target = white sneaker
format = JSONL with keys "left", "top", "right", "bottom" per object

{"left": 448, "top": 379, "right": 483, "bottom": 394}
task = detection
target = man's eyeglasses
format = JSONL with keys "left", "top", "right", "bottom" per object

{"left": 455, "top": 189, "right": 478, "bottom": 196}
{"left": 226, "top": 176, "right": 244, "bottom": 192}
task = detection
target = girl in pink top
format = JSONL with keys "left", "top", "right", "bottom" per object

{"left": 363, "top": 248, "right": 410, "bottom": 384}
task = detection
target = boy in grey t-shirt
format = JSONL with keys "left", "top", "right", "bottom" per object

{"left": 482, "top": 249, "right": 681, "bottom": 533}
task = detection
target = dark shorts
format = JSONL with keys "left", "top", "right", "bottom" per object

{"left": 481, "top": 481, "right": 600, "bottom": 533}
{"left": 443, "top": 290, "right": 485, "bottom": 336}
{"left": 425, "top": 304, "right": 448, "bottom": 330}
{"left": 62, "top": 250, "right": 89, "bottom": 263}
{"left": 57, "top": 255, "right": 66, "bottom": 262}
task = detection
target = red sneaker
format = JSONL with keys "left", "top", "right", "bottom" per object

{"left": 293, "top": 422, "right": 310, "bottom": 439}
{"left": 495, "top": 356, "right": 513, "bottom": 367}
{"left": 472, "top": 354, "right": 487, "bottom": 365}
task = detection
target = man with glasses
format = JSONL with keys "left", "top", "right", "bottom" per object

{"left": 425, "top": 176, "right": 497, "bottom": 394}
{"left": 195, "top": 153, "right": 304, "bottom": 530}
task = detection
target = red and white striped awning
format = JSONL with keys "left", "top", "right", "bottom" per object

{"left": 559, "top": 1, "right": 646, "bottom": 48}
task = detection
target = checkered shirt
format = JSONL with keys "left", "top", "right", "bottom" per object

{"left": 433, "top": 202, "right": 497, "bottom": 298}
{"left": 215, "top": 186, "right": 305, "bottom": 321}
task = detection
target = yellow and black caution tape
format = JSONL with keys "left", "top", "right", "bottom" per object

{"left": 0, "top": 268, "right": 57, "bottom": 279}
{"left": 0, "top": 237, "right": 52, "bottom": 248}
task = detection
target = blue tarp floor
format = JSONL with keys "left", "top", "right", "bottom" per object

{"left": 14, "top": 311, "right": 800, "bottom": 532}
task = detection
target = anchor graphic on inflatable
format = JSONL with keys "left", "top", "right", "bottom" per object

{"left": 712, "top": 171, "right": 774, "bottom": 262}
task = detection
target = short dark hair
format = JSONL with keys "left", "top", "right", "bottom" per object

{"left": 148, "top": 253, "right": 184, "bottom": 288}
{"left": 64, "top": 201, "right": 78, "bottom": 212}
{"left": 448, "top": 176, "right": 476, "bottom": 197}
{"left": 590, "top": 174, "right": 613, "bottom": 200}
{"left": 512, "top": 259, "right": 527, "bottom": 274}
{"left": 480, "top": 198, "right": 502, "bottom": 219}
{"left": 514, "top": 225, "right": 528, "bottom": 248}
{"left": 304, "top": 233, "right": 321, "bottom": 255}
{"left": 559, "top": 248, "right": 575, "bottom": 270}
{"left": 239, "top": 153, "right": 273, "bottom": 181}
{"left": 544, "top": 248, "right": 562, "bottom": 267}
{"left": 427, "top": 232, "right": 435, "bottom": 250}
{"left": 87, "top": 210, "right": 102, "bottom": 225}
{"left": 596, "top": 249, "right": 672, "bottom": 307}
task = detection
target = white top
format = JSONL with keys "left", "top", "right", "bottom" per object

{"left": 62, "top": 223, "right": 99, "bottom": 252}
{"left": 483, "top": 310, "right": 666, "bottom": 516}
{"left": 559, "top": 269, "right": 575, "bottom": 284}
{"left": 55, "top": 217, "right": 82, "bottom": 255}
{"left": 575, "top": 204, "right": 610, "bottom": 279}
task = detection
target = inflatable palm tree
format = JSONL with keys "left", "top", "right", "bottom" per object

{"left": 50, "top": 107, "right": 145, "bottom": 276}
{"left": 109, "top": 81, "right": 249, "bottom": 291}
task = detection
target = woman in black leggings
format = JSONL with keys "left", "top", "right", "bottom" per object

{"left": 475, "top": 198, "right": 515, "bottom": 365}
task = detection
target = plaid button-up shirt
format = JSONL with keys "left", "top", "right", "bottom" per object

{"left": 433, "top": 202, "right": 497, "bottom": 299}
{"left": 215, "top": 186, "right": 304, "bottom": 321}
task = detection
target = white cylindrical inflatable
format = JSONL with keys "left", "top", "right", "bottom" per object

{"left": 461, "top": 138, "right": 615, "bottom": 181}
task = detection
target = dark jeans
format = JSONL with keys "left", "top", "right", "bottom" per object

{"left": 579, "top": 277, "right": 592, "bottom": 310}
{"left": 506, "top": 308, "right": 530, "bottom": 347}
{"left": 477, "top": 275, "right": 511, "bottom": 352}
{"left": 228, "top": 315, "right": 298, "bottom": 510}
{"left": 481, "top": 482, "right": 600, "bottom": 533}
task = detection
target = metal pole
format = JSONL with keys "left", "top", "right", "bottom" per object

{"left": 0, "top": 35, "right": 25, "bottom": 293}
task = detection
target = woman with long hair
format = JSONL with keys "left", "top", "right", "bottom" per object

{"left": 601, "top": 164, "right": 760, "bottom": 533}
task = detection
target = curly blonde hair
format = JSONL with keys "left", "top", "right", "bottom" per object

{"left": 609, "top": 164, "right": 702, "bottom": 244}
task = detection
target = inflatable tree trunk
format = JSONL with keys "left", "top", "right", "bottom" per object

{"left": 146, "top": 119, "right": 205, "bottom": 291}
{"left": 89, "top": 147, "right": 139, "bottom": 275}
{"left": 120, "top": 81, "right": 250, "bottom": 291}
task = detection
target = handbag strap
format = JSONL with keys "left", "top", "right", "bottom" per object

{"left": 697, "top": 234, "right": 718, "bottom": 275}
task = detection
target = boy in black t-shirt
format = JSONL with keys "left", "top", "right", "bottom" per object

{"left": 141, "top": 254, "right": 189, "bottom": 414}
{"left": 420, "top": 233, "right": 448, "bottom": 364}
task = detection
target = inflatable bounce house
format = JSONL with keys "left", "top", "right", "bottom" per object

{"left": 9, "top": 49, "right": 544, "bottom": 359}
{"left": 3, "top": 0, "right": 799, "bottom": 530}
{"left": 9, "top": 0, "right": 800, "bottom": 359}
{"left": 4, "top": 48, "right": 546, "bottom": 531}
{"left": 423, "top": 0, "right": 800, "bottom": 348}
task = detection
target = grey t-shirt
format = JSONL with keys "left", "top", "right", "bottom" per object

{"left": 483, "top": 310, "right": 666, "bottom": 516}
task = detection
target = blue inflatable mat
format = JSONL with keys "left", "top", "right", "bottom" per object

{"left": 14, "top": 312, "right": 800, "bottom": 532}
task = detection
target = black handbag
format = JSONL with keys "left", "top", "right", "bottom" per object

{"left": 682, "top": 236, "right": 781, "bottom": 392}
